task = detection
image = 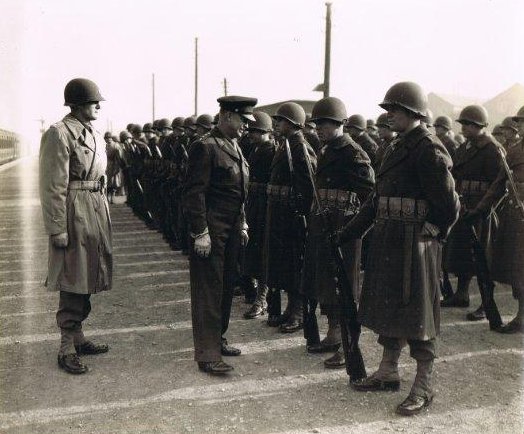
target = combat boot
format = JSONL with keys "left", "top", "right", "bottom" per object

{"left": 279, "top": 296, "right": 303, "bottom": 333}
{"left": 466, "top": 304, "right": 485, "bottom": 321}
{"left": 396, "top": 359, "right": 434, "bottom": 416}
{"left": 352, "top": 346, "right": 401, "bottom": 391}
{"left": 58, "top": 354, "right": 88, "bottom": 375}
{"left": 308, "top": 314, "right": 341, "bottom": 353}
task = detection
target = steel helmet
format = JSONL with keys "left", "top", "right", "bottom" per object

{"left": 196, "top": 114, "right": 214, "bottom": 130}
{"left": 434, "top": 115, "right": 452, "bottom": 130}
{"left": 379, "top": 81, "right": 427, "bottom": 118}
{"left": 64, "top": 78, "right": 105, "bottom": 106}
{"left": 512, "top": 106, "right": 524, "bottom": 122}
{"left": 184, "top": 116, "right": 197, "bottom": 130}
{"left": 310, "top": 97, "right": 347, "bottom": 123}
{"left": 272, "top": 102, "right": 306, "bottom": 128}
{"left": 104, "top": 131, "right": 112, "bottom": 139}
{"left": 157, "top": 118, "right": 172, "bottom": 130}
{"left": 456, "top": 105, "right": 489, "bottom": 127}
{"left": 143, "top": 123, "right": 153, "bottom": 133}
{"left": 345, "top": 114, "right": 367, "bottom": 131}
{"left": 376, "top": 113, "right": 390, "bottom": 128}
{"left": 171, "top": 117, "right": 185, "bottom": 130}
{"left": 501, "top": 116, "right": 519, "bottom": 132}
{"left": 120, "top": 130, "right": 132, "bottom": 141}
{"left": 248, "top": 111, "right": 273, "bottom": 132}
{"left": 130, "top": 124, "right": 142, "bottom": 135}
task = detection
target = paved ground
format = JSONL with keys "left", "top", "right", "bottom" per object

{"left": 0, "top": 158, "right": 522, "bottom": 434}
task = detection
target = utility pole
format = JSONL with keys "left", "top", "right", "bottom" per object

{"left": 223, "top": 78, "right": 228, "bottom": 96}
{"left": 312, "top": 3, "right": 332, "bottom": 96}
{"left": 152, "top": 73, "right": 156, "bottom": 122}
{"left": 323, "top": 2, "right": 332, "bottom": 97}
{"left": 194, "top": 37, "right": 198, "bottom": 116}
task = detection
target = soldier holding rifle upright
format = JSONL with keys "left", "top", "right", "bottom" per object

{"left": 303, "top": 97, "right": 374, "bottom": 369}
{"left": 476, "top": 106, "right": 524, "bottom": 334}
{"left": 336, "top": 82, "right": 460, "bottom": 415}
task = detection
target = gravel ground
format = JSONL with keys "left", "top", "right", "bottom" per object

{"left": 0, "top": 158, "right": 522, "bottom": 434}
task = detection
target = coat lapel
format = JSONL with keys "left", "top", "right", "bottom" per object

{"left": 378, "top": 125, "right": 430, "bottom": 176}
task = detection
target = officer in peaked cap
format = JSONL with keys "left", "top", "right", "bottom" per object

{"left": 182, "top": 95, "right": 256, "bottom": 375}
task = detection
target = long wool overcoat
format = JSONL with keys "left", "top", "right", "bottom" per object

{"left": 339, "top": 125, "right": 460, "bottom": 340}
{"left": 39, "top": 114, "right": 112, "bottom": 294}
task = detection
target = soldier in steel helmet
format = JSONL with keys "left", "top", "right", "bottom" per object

{"left": 304, "top": 114, "right": 322, "bottom": 153}
{"left": 442, "top": 105, "right": 504, "bottom": 322}
{"left": 366, "top": 119, "right": 380, "bottom": 143}
{"left": 242, "top": 111, "right": 278, "bottom": 319}
{"left": 434, "top": 115, "right": 460, "bottom": 160}
{"left": 39, "top": 78, "right": 112, "bottom": 374}
{"left": 344, "top": 114, "right": 379, "bottom": 169}
{"left": 375, "top": 113, "right": 397, "bottom": 168}
{"left": 473, "top": 105, "right": 524, "bottom": 334}
{"left": 492, "top": 124, "right": 506, "bottom": 148}
{"left": 302, "top": 97, "right": 374, "bottom": 369}
{"left": 195, "top": 114, "right": 214, "bottom": 139}
{"left": 182, "top": 96, "right": 256, "bottom": 375}
{"left": 500, "top": 116, "right": 521, "bottom": 151}
{"left": 104, "top": 131, "right": 124, "bottom": 203}
{"left": 336, "top": 82, "right": 459, "bottom": 416}
{"left": 264, "top": 102, "right": 317, "bottom": 332}
{"left": 158, "top": 118, "right": 184, "bottom": 249}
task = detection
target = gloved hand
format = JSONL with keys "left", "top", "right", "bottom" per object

{"left": 51, "top": 232, "right": 69, "bottom": 248}
{"left": 421, "top": 222, "right": 440, "bottom": 239}
{"left": 240, "top": 229, "right": 249, "bottom": 247}
{"left": 462, "top": 209, "right": 482, "bottom": 224}
{"left": 194, "top": 233, "right": 211, "bottom": 258}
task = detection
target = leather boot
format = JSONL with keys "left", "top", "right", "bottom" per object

{"left": 307, "top": 314, "right": 341, "bottom": 353}
{"left": 396, "top": 359, "right": 434, "bottom": 416}
{"left": 466, "top": 304, "right": 485, "bottom": 321}
{"left": 280, "top": 296, "right": 303, "bottom": 333}
{"left": 441, "top": 274, "right": 470, "bottom": 307}
{"left": 352, "top": 346, "right": 401, "bottom": 391}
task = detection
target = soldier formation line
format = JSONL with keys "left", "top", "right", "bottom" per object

{"left": 37, "top": 78, "right": 524, "bottom": 418}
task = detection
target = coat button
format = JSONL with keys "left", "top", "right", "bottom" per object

{"left": 85, "top": 150, "right": 89, "bottom": 154}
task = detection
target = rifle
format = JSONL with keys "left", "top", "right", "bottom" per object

{"left": 496, "top": 146, "right": 524, "bottom": 220}
{"left": 283, "top": 138, "right": 320, "bottom": 347}
{"left": 301, "top": 142, "right": 367, "bottom": 382}
{"left": 469, "top": 224, "right": 502, "bottom": 330}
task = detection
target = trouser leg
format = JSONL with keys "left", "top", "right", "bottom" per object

{"left": 323, "top": 310, "right": 341, "bottom": 345}
{"left": 221, "top": 226, "right": 240, "bottom": 338}
{"left": 408, "top": 339, "right": 436, "bottom": 398}
{"left": 376, "top": 335, "right": 404, "bottom": 381}
{"left": 455, "top": 274, "right": 472, "bottom": 300}
{"left": 56, "top": 292, "right": 91, "bottom": 355}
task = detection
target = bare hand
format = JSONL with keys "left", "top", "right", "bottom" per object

{"left": 51, "top": 232, "right": 69, "bottom": 248}
{"left": 194, "top": 233, "right": 211, "bottom": 258}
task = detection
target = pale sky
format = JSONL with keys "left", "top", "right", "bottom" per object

{"left": 1, "top": 0, "right": 523, "bottom": 148}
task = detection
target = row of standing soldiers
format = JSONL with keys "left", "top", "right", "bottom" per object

{"left": 104, "top": 86, "right": 524, "bottom": 417}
